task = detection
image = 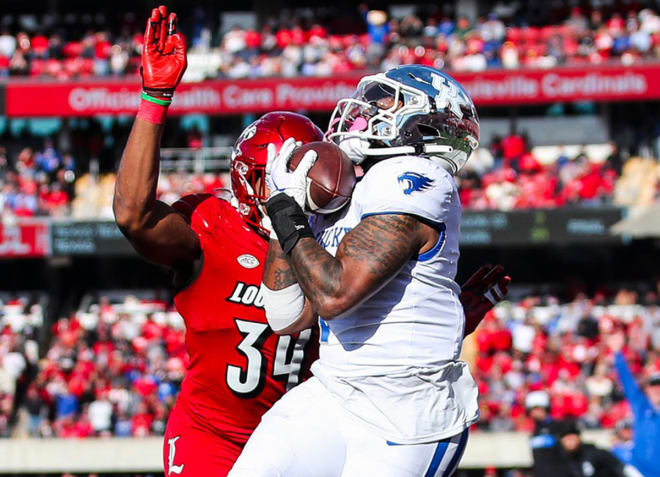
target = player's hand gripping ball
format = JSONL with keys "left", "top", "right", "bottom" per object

{"left": 289, "top": 141, "right": 356, "bottom": 214}
{"left": 267, "top": 139, "right": 356, "bottom": 214}
{"left": 141, "top": 5, "right": 187, "bottom": 98}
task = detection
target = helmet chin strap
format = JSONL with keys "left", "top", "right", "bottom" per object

{"left": 363, "top": 144, "right": 453, "bottom": 156}
{"left": 337, "top": 135, "right": 455, "bottom": 172}
{"left": 364, "top": 144, "right": 457, "bottom": 174}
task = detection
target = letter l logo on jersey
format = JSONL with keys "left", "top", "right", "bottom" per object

{"left": 168, "top": 436, "right": 185, "bottom": 475}
{"left": 397, "top": 172, "right": 435, "bottom": 195}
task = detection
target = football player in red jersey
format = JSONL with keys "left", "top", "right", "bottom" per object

{"left": 113, "top": 6, "right": 323, "bottom": 476}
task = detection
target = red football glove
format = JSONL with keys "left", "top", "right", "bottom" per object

{"left": 459, "top": 264, "right": 511, "bottom": 337}
{"left": 140, "top": 5, "right": 187, "bottom": 98}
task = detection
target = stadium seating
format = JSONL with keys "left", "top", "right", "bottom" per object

{"left": 0, "top": 294, "right": 42, "bottom": 437}
{"left": 2, "top": 7, "right": 660, "bottom": 79}
{"left": 471, "top": 290, "right": 660, "bottom": 432}
{"left": 2, "top": 287, "right": 657, "bottom": 439}
{"left": 3, "top": 135, "right": 643, "bottom": 219}
{"left": 17, "top": 293, "right": 184, "bottom": 438}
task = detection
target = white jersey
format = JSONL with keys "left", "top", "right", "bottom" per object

{"left": 309, "top": 155, "right": 479, "bottom": 444}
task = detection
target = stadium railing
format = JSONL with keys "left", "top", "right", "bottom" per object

{"left": 159, "top": 146, "right": 232, "bottom": 173}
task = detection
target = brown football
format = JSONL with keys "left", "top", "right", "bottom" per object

{"left": 288, "top": 141, "right": 356, "bottom": 214}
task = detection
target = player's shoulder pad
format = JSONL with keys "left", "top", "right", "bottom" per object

{"left": 171, "top": 193, "right": 214, "bottom": 219}
{"left": 357, "top": 156, "right": 456, "bottom": 225}
{"left": 172, "top": 193, "right": 232, "bottom": 233}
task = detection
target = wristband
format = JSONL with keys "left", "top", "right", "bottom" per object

{"left": 137, "top": 97, "right": 169, "bottom": 125}
{"left": 265, "top": 194, "right": 314, "bottom": 254}
{"left": 141, "top": 92, "right": 172, "bottom": 106}
{"left": 143, "top": 86, "right": 175, "bottom": 99}
{"left": 261, "top": 282, "right": 305, "bottom": 332}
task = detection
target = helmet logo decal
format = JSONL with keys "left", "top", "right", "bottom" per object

{"left": 431, "top": 73, "right": 464, "bottom": 120}
{"left": 397, "top": 172, "right": 435, "bottom": 195}
{"left": 237, "top": 254, "right": 260, "bottom": 269}
{"left": 240, "top": 125, "right": 257, "bottom": 141}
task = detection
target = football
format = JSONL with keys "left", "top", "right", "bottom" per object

{"left": 288, "top": 141, "right": 356, "bottom": 214}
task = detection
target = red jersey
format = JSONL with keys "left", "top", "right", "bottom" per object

{"left": 171, "top": 194, "right": 317, "bottom": 446}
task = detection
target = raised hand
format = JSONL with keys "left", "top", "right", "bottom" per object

{"left": 141, "top": 5, "right": 187, "bottom": 99}
{"left": 460, "top": 264, "right": 511, "bottom": 337}
{"left": 606, "top": 330, "right": 625, "bottom": 353}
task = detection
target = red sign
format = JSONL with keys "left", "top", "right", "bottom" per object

{"left": 456, "top": 64, "right": 659, "bottom": 105}
{"left": 5, "top": 76, "right": 362, "bottom": 117}
{"left": 0, "top": 221, "right": 50, "bottom": 258}
{"left": 6, "top": 64, "right": 660, "bottom": 117}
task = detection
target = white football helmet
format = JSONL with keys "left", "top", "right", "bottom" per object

{"left": 326, "top": 65, "right": 480, "bottom": 174}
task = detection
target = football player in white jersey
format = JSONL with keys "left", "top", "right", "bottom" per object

{"left": 229, "top": 66, "right": 502, "bottom": 477}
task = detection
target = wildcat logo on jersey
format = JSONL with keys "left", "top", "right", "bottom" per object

{"left": 227, "top": 282, "right": 264, "bottom": 309}
{"left": 398, "top": 172, "right": 435, "bottom": 195}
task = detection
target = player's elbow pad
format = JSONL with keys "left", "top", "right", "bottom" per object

{"left": 260, "top": 282, "right": 305, "bottom": 332}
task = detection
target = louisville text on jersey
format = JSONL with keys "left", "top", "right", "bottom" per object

{"left": 226, "top": 282, "right": 264, "bottom": 309}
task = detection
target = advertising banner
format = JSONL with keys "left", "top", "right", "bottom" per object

{"left": 6, "top": 64, "right": 660, "bottom": 117}
{"left": 51, "top": 221, "right": 135, "bottom": 256}
{"left": 461, "top": 207, "right": 624, "bottom": 246}
{"left": 5, "top": 76, "right": 360, "bottom": 117}
{"left": 44, "top": 208, "right": 624, "bottom": 257}
{"left": 0, "top": 221, "right": 50, "bottom": 258}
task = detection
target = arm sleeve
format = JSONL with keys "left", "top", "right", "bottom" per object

{"left": 358, "top": 157, "right": 456, "bottom": 227}
{"left": 614, "top": 352, "right": 646, "bottom": 413}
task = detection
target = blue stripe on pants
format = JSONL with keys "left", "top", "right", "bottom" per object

{"left": 442, "top": 429, "right": 469, "bottom": 477}
{"left": 424, "top": 440, "right": 450, "bottom": 477}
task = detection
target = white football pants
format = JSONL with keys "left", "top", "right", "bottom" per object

{"left": 228, "top": 377, "right": 469, "bottom": 477}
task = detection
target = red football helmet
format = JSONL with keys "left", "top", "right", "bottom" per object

{"left": 231, "top": 111, "right": 323, "bottom": 235}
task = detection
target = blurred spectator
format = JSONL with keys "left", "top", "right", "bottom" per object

{"left": 24, "top": 386, "right": 46, "bottom": 437}
{"left": 473, "top": 287, "right": 659, "bottom": 444}
{"left": 607, "top": 330, "right": 660, "bottom": 477}
{"left": 89, "top": 391, "right": 113, "bottom": 435}
{"left": 611, "top": 419, "right": 635, "bottom": 468}
{"left": 527, "top": 391, "right": 562, "bottom": 477}
{"left": 553, "top": 419, "right": 624, "bottom": 477}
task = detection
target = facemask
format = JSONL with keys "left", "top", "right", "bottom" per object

{"left": 337, "top": 136, "right": 371, "bottom": 165}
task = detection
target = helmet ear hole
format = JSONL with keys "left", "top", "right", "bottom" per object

{"left": 417, "top": 124, "right": 441, "bottom": 138}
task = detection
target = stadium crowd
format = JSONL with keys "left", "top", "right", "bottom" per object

{"left": 2, "top": 5, "right": 660, "bottom": 79}
{"left": 0, "top": 284, "right": 657, "bottom": 439}
{"left": 457, "top": 134, "right": 622, "bottom": 210}
{"left": 0, "top": 144, "right": 75, "bottom": 219}
{"left": 0, "top": 139, "right": 229, "bottom": 220}
{"left": 204, "top": 6, "right": 660, "bottom": 79}
{"left": 21, "top": 295, "right": 185, "bottom": 438}
{"left": 0, "top": 296, "right": 41, "bottom": 437}
{"left": 472, "top": 285, "right": 660, "bottom": 435}
{"left": 0, "top": 133, "right": 634, "bottom": 219}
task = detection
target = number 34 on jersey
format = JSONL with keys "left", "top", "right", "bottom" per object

{"left": 225, "top": 282, "right": 312, "bottom": 398}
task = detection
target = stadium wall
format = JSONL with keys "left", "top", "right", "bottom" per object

{"left": 0, "top": 431, "right": 613, "bottom": 472}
